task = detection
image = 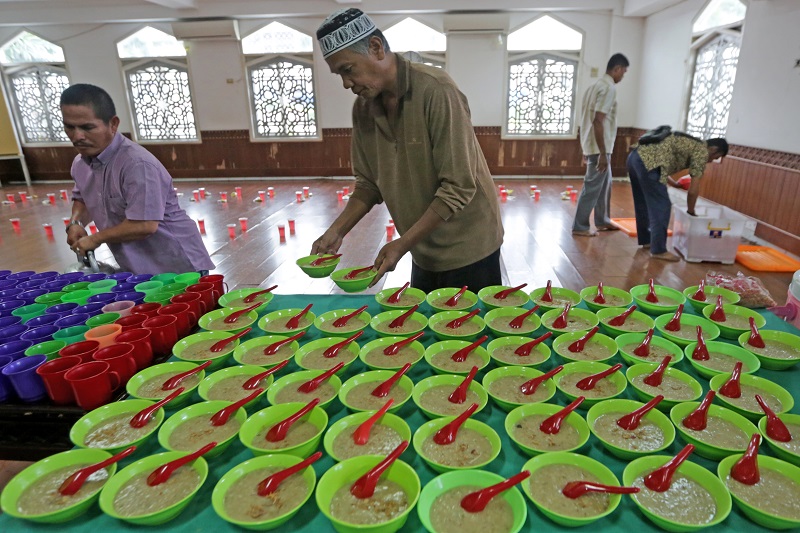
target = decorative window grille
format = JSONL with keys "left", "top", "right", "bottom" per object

{"left": 0, "top": 31, "right": 70, "bottom": 143}
{"left": 385, "top": 18, "right": 446, "bottom": 68}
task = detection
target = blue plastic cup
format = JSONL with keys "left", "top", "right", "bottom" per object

{"left": 80, "top": 273, "right": 108, "bottom": 283}
{"left": 0, "top": 288, "right": 23, "bottom": 301}
{"left": 0, "top": 316, "right": 22, "bottom": 330}
{"left": 41, "top": 279, "right": 71, "bottom": 291}
{"left": 0, "top": 299, "right": 26, "bottom": 317}
{"left": 0, "top": 324, "right": 29, "bottom": 344}
{"left": 116, "top": 291, "right": 145, "bottom": 305}
{"left": 24, "top": 314, "right": 60, "bottom": 329}
{"left": 87, "top": 292, "right": 117, "bottom": 305}
{"left": 111, "top": 282, "right": 138, "bottom": 294}
{"left": 2, "top": 354, "right": 48, "bottom": 402}
{"left": 0, "top": 279, "right": 20, "bottom": 291}
{"left": 15, "top": 279, "right": 45, "bottom": 290}
{"left": 17, "top": 290, "right": 49, "bottom": 305}
{"left": 6, "top": 271, "right": 34, "bottom": 282}
{"left": 73, "top": 303, "right": 105, "bottom": 318}
{"left": 45, "top": 302, "right": 80, "bottom": 317}
{"left": 29, "top": 271, "right": 59, "bottom": 282}
{"left": 0, "top": 270, "right": 11, "bottom": 279}
{"left": 20, "top": 325, "right": 59, "bottom": 344}
{"left": 0, "top": 340, "right": 34, "bottom": 361}
{"left": 126, "top": 273, "right": 153, "bottom": 284}
{"left": 109, "top": 272, "right": 134, "bottom": 282}
{"left": 57, "top": 272, "right": 85, "bottom": 283}
{"left": 54, "top": 314, "right": 90, "bottom": 329}
{"left": 0, "top": 355, "right": 14, "bottom": 402}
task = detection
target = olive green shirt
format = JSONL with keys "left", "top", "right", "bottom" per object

{"left": 637, "top": 134, "right": 709, "bottom": 184}
{"left": 349, "top": 55, "right": 504, "bottom": 272}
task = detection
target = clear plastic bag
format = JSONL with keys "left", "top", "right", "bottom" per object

{"left": 705, "top": 270, "right": 777, "bottom": 308}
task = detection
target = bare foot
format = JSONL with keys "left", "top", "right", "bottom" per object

{"left": 596, "top": 225, "right": 619, "bottom": 232}
{"left": 651, "top": 251, "right": 680, "bottom": 262}
{"left": 572, "top": 230, "right": 598, "bottom": 237}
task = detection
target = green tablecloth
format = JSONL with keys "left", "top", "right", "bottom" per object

{"left": 3, "top": 293, "right": 799, "bottom": 532}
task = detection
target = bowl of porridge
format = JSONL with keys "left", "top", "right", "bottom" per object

{"left": 528, "top": 286, "right": 581, "bottom": 313}
{"left": 218, "top": 288, "right": 274, "bottom": 314}
{"left": 426, "top": 287, "right": 479, "bottom": 312}
{"left": 358, "top": 336, "right": 426, "bottom": 371}
{"left": 654, "top": 313, "right": 720, "bottom": 348}
{"left": 424, "top": 339, "right": 490, "bottom": 375}
{"left": 669, "top": 401, "right": 759, "bottom": 460}
{"left": 172, "top": 330, "right": 240, "bottom": 370}
{"left": 294, "top": 337, "right": 360, "bottom": 372}
{"left": 684, "top": 340, "right": 761, "bottom": 379}
{"left": 504, "top": 402, "right": 590, "bottom": 456}
{"left": 199, "top": 307, "right": 259, "bottom": 334}
{"left": 314, "top": 308, "right": 372, "bottom": 338}
{"left": 701, "top": 304, "right": 766, "bottom": 340}
{"left": 595, "top": 307, "right": 655, "bottom": 337}
{"left": 579, "top": 285, "right": 634, "bottom": 312}
{"left": 412, "top": 416, "right": 501, "bottom": 473}
{"left": 553, "top": 361, "right": 627, "bottom": 408}
{"left": 615, "top": 332, "right": 684, "bottom": 366}
{"left": 682, "top": 284, "right": 740, "bottom": 313}
{"left": 126, "top": 362, "right": 205, "bottom": 407}
{"left": 266, "top": 369, "right": 342, "bottom": 410}
{"left": 257, "top": 308, "right": 316, "bottom": 336}
{"left": 70, "top": 399, "right": 166, "bottom": 453}
{"left": 323, "top": 410, "right": 411, "bottom": 463}
{"left": 233, "top": 334, "right": 300, "bottom": 368}
{"left": 540, "top": 306, "right": 599, "bottom": 337}
{"left": 296, "top": 254, "right": 341, "bottom": 278}
{"left": 737, "top": 329, "right": 800, "bottom": 371}
{"left": 477, "top": 285, "right": 530, "bottom": 310}
{"left": 482, "top": 366, "right": 556, "bottom": 412}
{"left": 330, "top": 267, "right": 377, "bottom": 293}
{"left": 630, "top": 284, "right": 686, "bottom": 316}
{"left": 708, "top": 372, "right": 794, "bottom": 421}
{"left": 339, "top": 370, "right": 414, "bottom": 414}
{"left": 427, "top": 310, "right": 485, "bottom": 341}
{"left": 239, "top": 402, "right": 328, "bottom": 458}
{"left": 486, "top": 335, "right": 551, "bottom": 367}
{"left": 370, "top": 309, "right": 427, "bottom": 338}
{"left": 758, "top": 412, "right": 800, "bottom": 467}
{"left": 197, "top": 365, "right": 272, "bottom": 408}
{"left": 157, "top": 400, "right": 248, "bottom": 459}
{"left": 625, "top": 363, "right": 703, "bottom": 410}
{"left": 412, "top": 374, "right": 489, "bottom": 419}
{"left": 483, "top": 306, "right": 541, "bottom": 337}
{"left": 551, "top": 330, "right": 618, "bottom": 363}
{"left": 374, "top": 286, "right": 427, "bottom": 311}
{"left": 586, "top": 398, "right": 675, "bottom": 460}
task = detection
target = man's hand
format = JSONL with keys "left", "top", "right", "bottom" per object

{"left": 596, "top": 154, "right": 609, "bottom": 173}
{"left": 311, "top": 228, "right": 344, "bottom": 256}
{"left": 72, "top": 234, "right": 99, "bottom": 256}
{"left": 369, "top": 239, "right": 410, "bottom": 288}
{"left": 66, "top": 225, "right": 88, "bottom": 248}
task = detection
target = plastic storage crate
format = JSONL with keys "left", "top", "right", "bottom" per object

{"left": 672, "top": 204, "right": 749, "bottom": 264}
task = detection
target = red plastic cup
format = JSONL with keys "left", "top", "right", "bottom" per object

{"left": 295, "top": 191, "right": 303, "bottom": 203}
{"left": 386, "top": 224, "right": 395, "bottom": 239}
{"left": 198, "top": 274, "right": 226, "bottom": 305}
{"left": 43, "top": 224, "right": 54, "bottom": 239}
{"left": 58, "top": 340, "right": 101, "bottom": 364}
{"left": 278, "top": 225, "right": 286, "bottom": 241}
{"left": 170, "top": 292, "right": 203, "bottom": 323}
{"left": 530, "top": 185, "right": 537, "bottom": 193}
{"left": 566, "top": 185, "right": 574, "bottom": 192}
{"left": 6, "top": 193, "right": 15, "bottom": 202}
{"left": 288, "top": 219, "right": 295, "bottom": 234}
{"left": 142, "top": 315, "right": 178, "bottom": 357}
{"left": 193, "top": 190, "right": 200, "bottom": 202}
{"left": 36, "top": 355, "right": 82, "bottom": 405}
{"left": 258, "top": 190, "right": 266, "bottom": 202}
{"left": 267, "top": 187, "right": 274, "bottom": 198}
{"left": 235, "top": 186, "right": 243, "bottom": 198}
{"left": 115, "top": 328, "right": 153, "bottom": 370}
{"left": 130, "top": 302, "right": 162, "bottom": 319}
{"left": 500, "top": 190, "right": 508, "bottom": 202}
{"left": 93, "top": 343, "right": 137, "bottom": 383}
{"left": 499, "top": 185, "right": 506, "bottom": 192}
{"left": 534, "top": 190, "right": 541, "bottom": 201}
{"left": 115, "top": 313, "right": 148, "bottom": 332}
{"left": 47, "top": 192, "right": 56, "bottom": 205}
{"left": 64, "top": 360, "right": 120, "bottom": 411}
{"left": 227, "top": 224, "right": 236, "bottom": 239}
{"left": 220, "top": 191, "right": 228, "bottom": 201}
{"left": 197, "top": 218, "right": 206, "bottom": 234}
{"left": 239, "top": 217, "right": 248, "bottom": 232}
{"left": 199, "top": 187, "right": 206, "bottom": 199}
{"left": 158, "top": 302, "right": 194, "bottom": 338}
{"left": 63, "top": 217, "right": 71, "bottom": 227}
{"left": 60, "top": 190, "right": 68, "bottom": 201}
{"left": 185, "top": 283, "right": 215, "bottom": 315}
{"left": 303, "top": 186, "right": 310, "bottom": 198}
{"left": 10, "top": 218, "right": 20, "bottom": 231}
{"left": 336, "top": 190, "right": 343, "bottom": 202}
{"left": 88, "top": 223, "right": 98, "bottom": 234}
{"left": 342, "top": 186, "right": 349, "bottom": 195}
{"left": 18, "top": 192, "right": 27, "bottom": 202}
{"left": 570, "top": 190, "right": 577, "bottom": 202}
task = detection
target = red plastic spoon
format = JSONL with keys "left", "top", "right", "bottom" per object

{"left": 609, "top": 305, "right": 637, "bottom": 327}
{"left": 350, "top": 440, "right": 409, "bottom": 499}
{"left": 646, "top": 279, "right": 659, "bottom": 303}
{"left": 310, "top": 254, "right": 342, "bottom": 266}
{"left": 514, "top": 332, "right": 552, "bottom": 356}
{"left": 297, "top": 362, "right": 344, "bottom": 393}
{"left": 449, "top": 366, "right": 479, "bottom": 404}
{"left": 552, "top": 304, "right": 571, "bottom": 329}
{"left": 266, "top": 398, "right": 320, "bottom": 442}
{"left": 433, "top": 403, "right": 479, "bottom": 445}
{"left": 541, "top": 280, "right": 554, "bottom": 303}
{"left": 756, "top": 394, "right": 792, "bottom": 442}
{"left": 387, "top": 304, "right": 419, "bottom": 329}
{"left": 210, "top": 327, "right": 252, "bottom": 353}
{"left": 664, "top": 304, "right": 684, "bottom": 332}
{"left": 58, "top": 446, "right": 137, "bottom": 496}
{"left": 575, "top": 363, "right": 623, "bottom": 391}
{"left": 644, "top": 444, "right": 695, "bottom": 492}
{"left": 263, "top": 331, "right": 306, "bottom": 355}
{"left": 285, "top": 304, "right": 313, "bottom": 330}
{"left": 322, "top": 331, "right": 364, "bottom": 358}
{"left": 520, "top": 365, "right": 563, "bottom": 396}
{"left": 633, "top": 328, "right": 655, "bottom": 358}
{"left": 568, "top": 326, "right": 599, "bottom": 353}
{"left": 243, "top": 360, "right": 289, "bottom": 390}
{"left": 562, "top": 481, "right": 640, "bottom": 499}
{"left": 451, "top": 335, "right": 487, "bottom": 362}
{"left": 509, "top": 306, "right": 539, "bottom": 329}
{"left": 147, "top": 442, "right": 217, "bottom": 486}
{"left": 257, "top": 451, "right": 323, "bottom": 496}
{"left": 593, "top": 282, "right": 606, "bottom": 304}
{"left": 718, "top": 361, "right": 743, "bottom": 398}
{"left": 162, "top": 361, "right": 212, "bottom": 391}
{"left": 130, "top": 387, "right": 185, "bottom": 428}
{"left": 243, "top": 285, "right": 277, "bottom": 303}
{"left": 692, "top": 326, "right": 710, "bottom": 361}
{"left": 692, "top": 280, "right": 707, "bottom": 302}
{"left": 386, "top": 282, "right": 410, "bottom": 304}
{"left": 731, "top": 433, "right": 761, "bottom": 485}
{"left": 445, "top": 286, "right": 468, "bottom": 307}
{"left": 210, "top": 389, "right": 263, "bottom": 426}
{"left": 223, "top": 302, "right": 263, "bottom": 323}
{"left": 710, "top": 295, "right": 727, "bottom": 322}
{"left": 747, "top": 317, "right": 766, "bottom": 348}
{"left": 446, "top": 309, "right": 480, "bottom": 329}
{"left": 383, "top": 331, "right": 424, "bottom": 355}
{"left": 461, "top": 470, "right": 532, "bottom": 512}
{"left": 539, "top": 396, "right": 585, "bottom": 434}
{"left": 344, "top": 266, "right": 375, "bottom": 280}
{"left": 617, "top": 395, "right": 665, "bottom": 430}
{"left": 353, "top": 399, "right": 394, "bottom": 445}
{"left": 682, "top": 390, "right": 716, "bottom": 431}
{"left": 643, "top": 356, "right": 672, "bottom": 387}
{"left": 494, "top": 283, "right": 528, "bottom": 300}
{"left": 332, "top": 306, "right": 369, "bottom": 327}
{"left": 371, "top": 363, "right": 412, "bottom": 398}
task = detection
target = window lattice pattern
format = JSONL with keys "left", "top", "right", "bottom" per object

{"left": 10, "top": 67, "right": 69, "bottom": 143}
{"left": 126, "top": 62, "right": 197, "bottom": 140}
{"left": 686, "top": 34, "right": 740, "bottom": 139}
{"left": 507, "top": 55, "right": 576, "bottom": 135}
{"left": 249, "top": 59, "right": 317, "bottom": 138}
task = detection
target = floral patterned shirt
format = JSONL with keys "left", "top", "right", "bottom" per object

{"left": 636, "top": 134, "right": 709, "bottom": 184}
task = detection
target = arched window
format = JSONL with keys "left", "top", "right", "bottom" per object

{"left": 685, "top": 0, "right": 746, "bottom": 138}
{"left": 505, "top": 16, "right": 582, "bottom": 136}
{"left": 117, "top": 27, "right": 198, "bottom": 141}
{"left": 0, "top": 31, "right": 70, "bottom": 143}
{"left": 383, "top": 18, "right": 446, "bottom": 69}
{"left": 242, "top": 22, "right": 318, "bottom": 139}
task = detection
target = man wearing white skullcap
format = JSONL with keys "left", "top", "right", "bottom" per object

{"left": 312, "top": 9, "right": 504, "bottom": 293}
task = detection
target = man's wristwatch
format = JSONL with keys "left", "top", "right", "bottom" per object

{"left": 65, "top": 220, "right": 84, "bottom": 233}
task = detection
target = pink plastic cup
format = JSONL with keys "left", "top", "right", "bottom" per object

{"left": 278, "top": 225, "right": 286, "bottom": 241}
{"left": 570, "top": 190, "right": 577, "bottom": 202}
{"left": 18, "top": 192, "right": 27, "bottom": 202}
{"left": 227, "top": 224, "right": 236, "bottom": 239}
{"left": 239, "top": 218, "right": 248, "bottom": 232}
{"left": 534, "top": 190, "right": 541, "bottom": 201}
{"left": 267, "top": 187, "right": 274, "bottom": 198}
{"left": 47, "top": 193, "right": 56, "bottom": 205}
{"left": 295, "top": 191, "right": 303, "bottom": 203}
{"left": 6, "top": 193, "right": 15, "bottom": 203}
{"left": 10, "top": 218, "right": 20, "bottom": 231}
{"left": 193, "top": 190, "right": 200, "bottom": 202}
{"left": 303, "top": 186, "right": 310, "bottom": 198}
{"left": 288, "top": 219, "right": 295, "bottom": 234}
{"left": 258, "top": 190, "right": 266, "bottom": 202}
{"left": 500, "top": 190, "right": 508, "bottom": 202}
{"left": 63, "top": 217, "right": 71, "bottom": 227}
{"left": 386, "top": 224, "right": 395, "bottom": 239}
{"left": 342, "top": 186, "right": 349, "bottom": 195}
{"left": 235, "top": 186, "right": 243, "bottom": 198}
{"left": 43, "top": 224, "right": 54, "bottom": 239}
{"left": 199, "top": 187, "right": 206, "bottom": 199}
{"left": 220, "top": 191, "right": 228, "bottom": 201}
{"left": 336, "top": 190, "right": 343, "bottom": 202}
{"left": 60, "top": 190, "right": 69, "bottom": 201}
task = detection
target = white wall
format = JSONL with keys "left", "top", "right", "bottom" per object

{"left": 446, "top": 33, "right": 507, "bottom": 127}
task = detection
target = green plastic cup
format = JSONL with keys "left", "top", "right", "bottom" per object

{"left": 174, "top": 272, "right": 201, "bottom": 286}
{"left": 85, "top": 312, "right": 121, "bottom": 328}
{"left": 158, "top": 282, "right": 186, "bottom": 295}
{"left": 87, "top": 279, "right": 117, "bottom": 295}
{"left": 12, "top": 303, "right": 47, "bottom": 323}
{"left": 34, "top": 292, "right": 66, "bottom": 307}
{"left": 52, "top": 325, "right": 90, "bottom": 346}
{"left": 134, "top": 280, "right": 164, "bottom": 295}
{"left": 144, "top": 293, "right": 173, "bottom": 305}
{"left": 151, "top": 272, "right": 177, "bottom": 284}
{"left": 63, "top": 282, "right": 91, "bottom": 293}
{"left": 60, "top": 290, "right": 91, "bottom": 305}
{"left": 24, "top": 340, "right": 66, "bottom": 360}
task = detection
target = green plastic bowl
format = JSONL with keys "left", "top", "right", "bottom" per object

{"left": 314, "top": 308, "right": 372, "bottom": 338}
{"left": 702, "top": 303, "right": 766, "bottom": 340}
{"left": 477, "top": 285, "right": 531, "bottom": 310}
{"left": 623, "top": 454, "right": 731, "bottom": 532}
{"left": 483, "top": 306, "right": 541, "bottom": 337}
{"left": 157, "top": 400, "right": 247, "bottom": 458}
{"left": 758, "top": 413, "right": 800, "bottom": 467}
{"left": 424, "top": 339, "right": 490, "bottom": 375}
{"left": 427, "top": 310, "right": 485, "bottom": 341}
{"left": 330, "top": 267, "right": 378, "bottom": 293}
{"left": 540, "top": 306, "right": 599, "bottom": 337}
{"left": 718, "top": 454, "right": 800, "bottom": 530}
{"left": 684, "top": 340, "right": 761, "bottom": 379}
{"left": 412, "top": 374, "right": 489, "bottom": 418}
{"left": 654, "top": 312, "right": 721, "bottom": 347}
{"left": 596, "top": 306, "right": 655, "bottom": 337}
{"left": 683, "top": 285, "right": 741, "bottom": 313}
{"left": 172, "top": 330, "right": 240, "bottom": 370}
{"left": 70, "top": 399, "right": 166, "bottom": 453}
{"left": 98, "top": 451, "right": 208, "bottom": 525}
{"left": 258, "top": 308, "right": 317, "bottom": 336}
{"left": 323, "top": 410, "right": 412, "bottom": 462}
{"left": 0, "top": 448, "right": 117, "bottom": 523}
{"left": 521, "top": 452, "right": 624, "bottom": 527}
{"left": 233, "top": 334, "right": 300, "bottom": 367}
{"left": 412, "top": 416, "right": 501, "bottom": 473}
{"left": 369, "top": 309, "right": 427, "bottom": 338}
{"left": 199, "top": 307, "right": 258, "bottom": 334}
{"left": 126, "top": 361, "right": 205, "bottom": 406}
{"left": 669, "top": 401, "right": 759, "bottom": 460}
{"left": 630, "top": 283, "right": 687, "bottom": 315}
{"left": 615, "top": 331, "right": 684, "bottom": 366}
{"left": 24, "top": 339, "right": 66, "bottom": 360}
{"left": 338, "top": 370, "right": 414, "bottom": 413}
{"left": 296, "top": 254, "right": 341, "bottom": 278}
{"left": 625, "top": 363, "right": 703, "bottom": 410}
{"left": 554, "top": 361, "right": 627, "bottom": 407}
{"left": 586, "top": 398, "right": 675, "bottom": 460}
{"left": 358, "top": 336, "right": 426, "bottom": 370}
{"left": 528, "top": 286, "right": 581, "bottom": 312}
{"left": 315, "top": 454, "right": 419, "bottom": 533}
{"left": 482, "top": 366, "right": 556, "bottom": 412}
{"left": 552, "top": 329, "right": 618, "bottom": 363}
{"left": 709, "top": 372, "right": 794, "bottom": 420}
{"left": 486, "top": 335, "right": 551, "bottom": 367}
{"left": 218, "top": 288, "right": 274, "bottom": 314}
{"left": 580, "top": 285, "right": 634, "bottom": 312}
{"left": 211, "top": 453, "right": 317, "bottom": 530}
{"left": 266, "top": 369, "right": 342, "bottom": 410}
{"left": 504, "top": 402, "right": 590, "bottom": 456}
{"left": 737, "top": 329, "right": 800, "bottom": 371}
{"left": 374, "top": 286, "right": 427, "bottom": 311}
{"left": 294, "top": 337, "right": 360, "bottom": 371}
{"left": 239, "top": 402, "right": 328, "bottom": 458}
{"left": 197, "top": 365, "right": 272, "bottom": 408}
{"left": 426, "top": 287, "right": 479, "bottom": 312}
{"left": 418, "top": 470, "right": 528, "bottom": 533}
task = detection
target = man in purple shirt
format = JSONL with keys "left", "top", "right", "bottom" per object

{"left": 60, "top": 84, "right": 214, "bottom": 275}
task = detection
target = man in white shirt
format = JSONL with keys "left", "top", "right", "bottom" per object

{"left": 572, "top": 53, "right": 629, "bottom": 237}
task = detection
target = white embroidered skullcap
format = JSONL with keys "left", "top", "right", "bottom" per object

{"left": 316, "top": 8, "right": 377, "bottom": 58}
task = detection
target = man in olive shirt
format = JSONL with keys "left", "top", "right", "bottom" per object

{"left": 312, "top": 9, "right": 504, "bottom": 291}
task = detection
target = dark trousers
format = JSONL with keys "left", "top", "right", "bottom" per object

{"left": 411, "top": 248, "right": 502, "bottom": 293}
{"left": 626, "top": 149, "right": 672, "bottom": 254}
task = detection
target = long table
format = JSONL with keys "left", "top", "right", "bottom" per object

{"left": 2, "top": 293, "right": 799, "bottom": 532}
